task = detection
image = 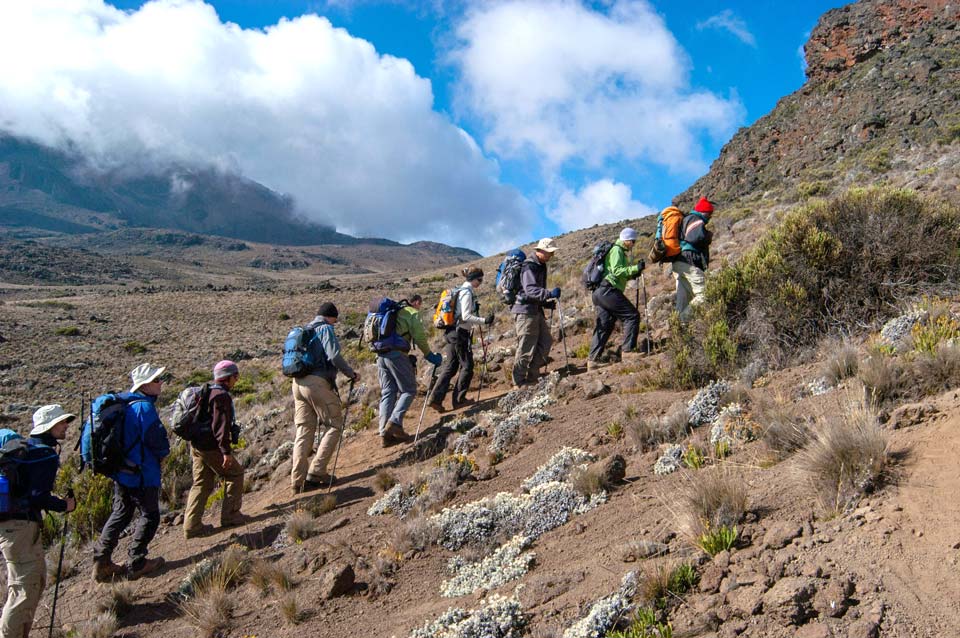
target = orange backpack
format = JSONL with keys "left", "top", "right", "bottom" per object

{"left": 648, "top": 206, "right": 685, "bottom": 263}
{"left": 432, "top": 288, "right": 460, "bottom": 329}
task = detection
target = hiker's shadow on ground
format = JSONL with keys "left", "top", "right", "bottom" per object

{"left": 119, "top": 598, "right": 180, "bottom": 629}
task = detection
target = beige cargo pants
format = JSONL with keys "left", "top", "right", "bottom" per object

{"left": 291, "top": 374, "right": 343, "bottom": 489}
{"left": 0, "top": 519, "right": 45, "bottom": 638}
{"left": 183, "top": 447, "right": 245, "bottom": 534}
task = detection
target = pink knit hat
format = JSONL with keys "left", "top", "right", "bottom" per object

{"left": 213, "top": 360, "right": 239, "bottom": 381}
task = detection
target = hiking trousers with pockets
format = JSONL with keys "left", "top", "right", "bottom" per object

{"left": 589, "top": 281, "right": 640, "bottom": 361}
{"left": 429, "top": 328, "right": 474, "bottom": 408}
{"left": 183, "top": 447, "right": 245, "bottom": 534}
{"left": 291, "top": 374, "right": 342, "bottom": 488}
{"left": 671, "top": 261, "right": 706, "bottom": 322}
{"left": 377, "top": 350, "right": 417, "bottom": 433}
{"left": 0, "top": 519, "right": 44, "bottom": 638}
{"left": 93, "top": 483, "right": 161, "bottom": 571}
{"left": 512, "top": 312, "right": 552, "bottom": 385}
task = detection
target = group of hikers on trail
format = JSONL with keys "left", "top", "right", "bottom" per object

{"left": 0, "top": 197, "right": 715, "bottom": 638}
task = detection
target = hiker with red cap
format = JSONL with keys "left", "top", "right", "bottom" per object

{"left": 183, "top": 360, "right": 247, "bottom": 539}
{"left": 673, "top": 197, "right": 716, "bottom": 322}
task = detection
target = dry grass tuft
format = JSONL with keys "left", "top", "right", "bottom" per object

{"left": 857, "top": 355, "right": 906, "bottom": 407}
{"left": 677, "top": 466, "right": 748, "bottom": 541}
{"left": 249, "top": 559, "right": 296, "bottom": 595}
{"left": 96, "top": 582, "right": 136, "bottom": 617}
{"left": 798, "top": 403, "right": 887, "bottom": 513}
{"left": 822, "top": 344, "right": 860, "bottom": 386}
{"left": 286, "top": 509, "right": 320, "bottom": 543}
{"left": 305, "top": 494, "right": 337, "bottom": 516}
{"left": 624, "top": 402, "right": 689, "bottom": 452}
{"left": 388, "top": 516, "right": 439, "bottom": 556}
{"left": 754, "top": 394, "right": 811, "bottom": 458}
{"left": 373, "top": 469, "right": 399, "bottom": 493}
{"left": 180, "top": 574, "right": 234, "bottom": 638}
{"left": 410, "top": 466, "right": 460, "bottom": 516}
{"left": 78, "top": 612, "right": 118, "bottom": 638}
{"left": 914, "top": 344, "right": 960, "bottom": 396}
{"left": 278, "top": 593, "right": 302, "bottom": 625}
{"left": 719, "top": 383, "right": 752, "bottom": 407}
{"left": 570, "top": 467, "right": 607, "bottom": 497}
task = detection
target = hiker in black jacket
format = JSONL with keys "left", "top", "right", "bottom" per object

{"left": 511, "top": 238, "right": 560, "bottom": 387}
{"left": 0, "top": 405, "right": 75, "bottom": 638}
{"left": 672, "top": 197, "right": 714, "bottom": 322}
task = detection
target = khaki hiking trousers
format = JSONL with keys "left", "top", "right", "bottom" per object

{"left": 0, "top": 519, "right": 45, "bottom": 638}
{"left": 184, "top": 447, "right": 245, "bottom": 534}
{"left": 291, "top": 374, "right": 343, "bottom": 489}
{"left": 672, "top": 261, "right": 706, "bottom": 323}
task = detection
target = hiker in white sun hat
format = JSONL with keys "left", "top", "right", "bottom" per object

{"left": 0, "top": 405, "right": 75, "bottom": 637}
{"left": 92, "top": 362, "right": 170, "bottom": 583}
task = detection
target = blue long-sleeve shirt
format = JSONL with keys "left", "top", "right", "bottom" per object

{"left": 304, "top": 316, "right": 356, "bottom": 381}
{"left": 114, "top": 392, "right": 170, "bottom": 489}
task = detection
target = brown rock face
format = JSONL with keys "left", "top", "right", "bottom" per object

{"left": 677, "top": 0, "right": 960, "bottom": 215}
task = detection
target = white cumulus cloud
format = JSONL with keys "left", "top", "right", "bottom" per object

{"left": 0, "top": 0, "right": 532, "bottom": 253}
{"left": 549, "top": 179, "right": 655, "bottom": 232}
{"left": 449, "top": 0, "right": 743, "bottom": 176}
{"left": 696, "top": 9, "right": 757, "bottom": 47}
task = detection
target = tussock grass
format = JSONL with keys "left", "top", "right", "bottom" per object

{"left": 279, "top": 593, "right": 302, "bottom": 625}
{"left": 676, "top": 467, "right": 748, "bottom": 544}
{"left": 78, "top": 612, "right": 118, "bottom": 638}
{"left": 823, "top": 344, "right": 860, "bottom": 386}
{"left": 304, "top": 494, "right": 337, "bottom": 516}
{"left": 249, "top": 559, "right": 295, "bottom": 595}
{"left": 180, "top": 576, "right": 234, "bottom": 638}
{"left": 624, "top": 403, "right": 689, "bottom": 452}
{"left": 754, "top": 395, "right": 811, "bottom": 458}
{"left": 798, "top": 404, "right": 887, "bottom": 513}
{"left": 388, "top": 516, "right": 439, "bottom": 556}
{"left": 858, "top": 355, "right": 906, "bottom": 407}
{"left": 286, "top": 509, "right": 320, "bottom": 543}
{"left": 373, "top": 469, "right": 399, "bottom": 493}
{"left": 96, "top": 582, "right": 136, "bottom": 617}
{"left": 639, "top": 562, "right": 699, "bottom": 608}
{"left": 914, "top": 344, "right": 960, "bottom": 396}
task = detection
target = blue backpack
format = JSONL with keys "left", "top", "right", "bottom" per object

{"left": 80, "top": 393, "right": 145, "bottom": 477}
{"left": 282, "top": 326, "right": 321, "bottom": 378}
{"left": 364, "top": 297, "right": 410, "bottom": 354}
{"left": 0, "top": 429, "right": 58, "bottom": 514}
{"left": 495, "top": 249, "right": 526, "bottom": 305}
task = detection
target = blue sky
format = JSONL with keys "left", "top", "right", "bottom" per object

{"left": 0, "top": 0, "right": 846, "bottom": 253}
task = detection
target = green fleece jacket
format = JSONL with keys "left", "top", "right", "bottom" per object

{"left": 603, "top": 240, "right": 641, "bottom": 291}
{"left": 397, "top": 306, "right": 431, "bottom": 356}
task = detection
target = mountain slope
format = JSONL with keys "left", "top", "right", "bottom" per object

{"left": 678, "top": 0, "right": 960, "bottom": 213}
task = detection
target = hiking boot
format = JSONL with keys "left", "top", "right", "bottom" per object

{"left": 452, "top": 398, "right": 475, "bottom": 410}
{"left": 91, "top": 560, "right": 126, "bottom": 583}
{"left": 183, "top": 523, "right": 215, "bottom": 540}
{"left": 220, "top": 514, "right": 252, "bottom": 529}
{"left": 304, "top": 474, "right": 333, "bottom": 489}
{"left": 385, "top": 423, "right": 412, "bottom": 443}
{"left": 428, "top": 401, "right": 445, "bottom": 414}
{"left": 380, "top": 434, "right": 397, "bottom": 448}
{"left": 127, "top": 557, "right": 165, "bottom": 580}
{"left": 587, "top": 360, "right": 611, "bottom": 371}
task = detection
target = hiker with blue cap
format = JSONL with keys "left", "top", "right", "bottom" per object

{"left": 0, "top": 405, "right": 75, "bottom": 637}
{"left": 587, "top": 227, "right": 645, "bottom": 370}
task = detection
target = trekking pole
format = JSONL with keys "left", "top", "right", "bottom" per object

{"left": 640, "top": 273, "right": 652, "bottom": 354}
{"left": 48, "top": 488, "right": 74, "bottom": 638}
{"left": 556, "top": 299, "right": 570, "bottom": 370}
{"left": 414, "top": 365, "right": 441, "bottom": 446}
{"left": 475, "top": 325, "right": 489, "bottom": 403}
{"left": 326, "top": 378, "right": 356, "bottom": 494}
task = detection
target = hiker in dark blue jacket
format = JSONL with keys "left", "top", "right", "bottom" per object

{"left": 92, "top": 363, "right": 171, "bottom": 583}
{"left": 0, "top": 405, "right": 75, "bottom": 638}
{"left": 672, "top": 197, "right": 715, "bottom": 322}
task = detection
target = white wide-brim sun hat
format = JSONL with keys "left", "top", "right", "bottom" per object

{"left": 129, "top": 363, "right": 167, "bottom": 393}
{"left": 30, "top": 404, "right": 76, "bottom": 436}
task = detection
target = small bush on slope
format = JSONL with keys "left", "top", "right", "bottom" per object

{"left": 666, "top": 188, "right": 960, "bottom": 387}
{"left": 798, "top": 403, "right": 887, "bottom": 513}
{"left": 676, "top": 467, "right": 748, "bottom": 546}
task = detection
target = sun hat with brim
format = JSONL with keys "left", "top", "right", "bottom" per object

{"left": 30, "top": 404, "right": 76, "bottom": 436}
{"left": 535, "top": 237, "right": 559, "bottom": 253}
{"left": 129, "top": 363, "right": 167, "bottom": 393}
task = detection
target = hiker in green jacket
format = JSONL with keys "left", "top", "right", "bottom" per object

{"left": 378, "top": 295, "right": 442, "bottom": 446}
{"left": 588, "top": 227, "right": 644, "bottom": 370}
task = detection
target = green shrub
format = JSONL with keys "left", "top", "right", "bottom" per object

{"left": 162, "top": 439, "right": 194, "bottom": 508}
{"left": 698, "top": 525, "right": 739, "bottom": 556}
{"left": 123, "top": 340, "right": 147, "bottom": 355}
{"left": 55, "top": 326, "right": 80, "bottom": 337}
{"left": 911, "top": 314, "right": 960, "bottom": 355}
{"left": 350, "top": 406, "right": 377, "bottom": 432}
{"left": 669, "top": 188, "right": 960, "bottom": 381}
{"left": 231, "top": 375, "right": 256, "bottom": 395}
{"left": 607, "top": 607, "right": 672, "bottom": 638}
{"left": 46, "top": 458, "right": 114, "bottom": 545}
{"left": 278, "top": 312, "right": 291, "bottom": 321}
{"left": 572, "top": 342, "right": 591, "bottom": 359}
{"left": 186, "top": 369, "right": 214, "bottom": 385}
{"left": 682, "top": 445, "right": 705, "bottom": 470}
